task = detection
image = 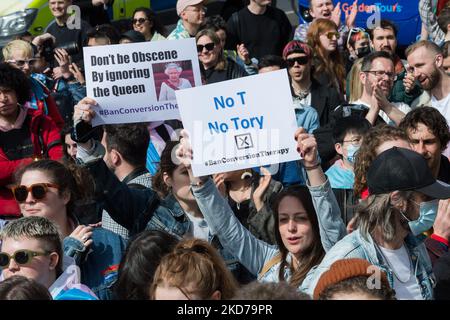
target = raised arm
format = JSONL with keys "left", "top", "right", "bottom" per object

{"left": 295, "top": 127, "right": 346, "bottom": 251}
{"left": 177, "top": 131, "right": 279, "bottom": 276}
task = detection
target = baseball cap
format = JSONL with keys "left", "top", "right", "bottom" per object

{"left": 367, "top": 147, "right": 450, "bottom": 199}
{"left": 176, "top": 0, "right": 205, "bottom": 16}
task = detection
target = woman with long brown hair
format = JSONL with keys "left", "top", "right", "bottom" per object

{"left": 307, "top": 19, "right": 346, "bottom": 97}
{"left": 177, "top": 127, "right": 344, "bottom": 289}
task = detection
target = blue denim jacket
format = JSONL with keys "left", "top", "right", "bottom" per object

{"left": 191, "top": 177, "right": 344, "bottom": 284}
{"left": 78, "top": 146, "right": 252, "bottom": 281}
{"left": 63, "top": 227, "right": 126, "bottom": 300}
{"left": 300, "top": 229, "right": 435, "bottom": 300}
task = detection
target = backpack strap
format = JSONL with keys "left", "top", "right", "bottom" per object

{"left": 258, "top": 252, "right": 282, "bottom": 280}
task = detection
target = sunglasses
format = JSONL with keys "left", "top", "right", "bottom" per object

{"left": 286, "top": 56, "right": 309, "bottom": 67}
{"left": 6, "top": 58, "right": 38, "bottom": 68}
{"left": 347, "top": 27, "right": 368, "bottom": 46}
{"left": 11, "top": 183, "right": 59, "bottom": 203}
{"left": 0, "top": 250, "right": 50, "bottom": 268}
{"left": 324, "top": 31, "right": 340, "bottom": 40}
{"left": 197, "top": 43, "right": 215, "bottom": 52}
{"left": 132, "top": 18, "right": 149, "bottom": 25}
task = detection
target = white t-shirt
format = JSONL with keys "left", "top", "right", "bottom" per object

{"left": 185, "top": 211, "right": 210, "bottom": 241}
{"left": 351, "top": 99, "right": 411, "bottom": 125}
{"left": 431, "top": 93, "right": 450, "bottom": 158}
{"left": 379, "top": 245, "right": 423, "bottom": 300}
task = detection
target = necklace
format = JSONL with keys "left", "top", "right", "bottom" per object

{"left": 374, "top": 242, "right": 413, "bottom": 283}
{"left": 292, "top": 83, "right": 311, "bottom": 100}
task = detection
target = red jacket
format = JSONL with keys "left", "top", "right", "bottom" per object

{"left": 39, "top": 81, "right": 65, "bottom": 130}
{"left": 0, "top": 109, "right": 63, "bottom": 217}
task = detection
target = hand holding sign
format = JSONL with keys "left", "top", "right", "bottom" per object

{"left": 73, "top": 97, "right": 98, "bottom": 124}
{"left": 295, "top": 127, "right": 327, "bottom": 187}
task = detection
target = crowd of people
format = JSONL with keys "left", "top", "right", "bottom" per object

{"left": 1, "top": 0, "right": 450, "bottom": 301}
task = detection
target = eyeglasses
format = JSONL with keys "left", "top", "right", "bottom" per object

{"left": 197, "top": 42, "right": 215, "bottom": 52}
{"left": 364, "top": 70, "right": 397, "bottom": 81}
{"left": 184, "top": 7, "right": 207, "bottom": 13}
{"left": 323, "top": 31, "right": 340, "bottom": 40}
{"left": 11, "top": 183, "right": 59, "bottom": 203}
{"left": 132, "top": 18, "right": 149, "bottom": 25}
{"left": 0, "top": 250, "right": 50, "bottom": 268}
{"left": 286, "top": 56, "right": 309, "bottom": 67}
{"left": 342, "top": 137, "right": 362, "bottom": 146}
{"left": 6, "top": 58, "right": 38, "bottom": 68}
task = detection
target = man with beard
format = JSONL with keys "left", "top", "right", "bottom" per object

{"left": 406, "top": 40, "right": 450, "bottom": 157}
{"left": 350, "top": 51, "right": 411, "bottom": 126}
{"left": 368, "top": 20, "right": 422, "bottom": 105}
{"left": 399, "top": 107, "right": 450, "bottom": 184}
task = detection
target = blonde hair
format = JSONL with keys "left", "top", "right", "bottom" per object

{"left": 348, "top": 57, "right": 364, "bottom": 102}
{"left": 2, "top": 40, "right": 33, "bottom": 61}
{"left": 150, "top": 239, "right": 238, "bottom": 300}
{"left": 405, "top": 40, "right": 442, "bottom": 58}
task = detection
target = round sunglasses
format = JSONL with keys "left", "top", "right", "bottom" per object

{"left": 132, "top": 18, "right": 149, "bottom": 25}
{"left": 0, "top": 250, "right": 50, "bottom": 268}
{"left": 11, "top": 183, "right": 59, "bottom": 203}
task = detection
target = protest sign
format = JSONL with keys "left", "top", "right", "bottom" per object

{"left": 176, "top": 69, "right": 300, "bottom": 177}
{"left": 83, "top": 38, "right": 202, "bottom": 126}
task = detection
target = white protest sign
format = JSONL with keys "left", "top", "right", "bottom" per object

{"left": 176, "top": 69, "right": 300, "bottom": 177}
{"left": 83, "top": 38, "right": 202, "bottom": 126}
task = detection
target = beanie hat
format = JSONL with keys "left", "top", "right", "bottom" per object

{"left": 282, "top": 40, "right": 312, "bottom": 60}
{"left": 313, "top": 258, "right": 388, "bottom": 300}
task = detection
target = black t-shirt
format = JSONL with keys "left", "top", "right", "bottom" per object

{"left": 226, "top": 6, "right": 292, "bottom": 60}
{"left": 0, "top": 115, "right": 34, "bottom": 160}
{"left": 228, "top": 197, "right": 251, "bottom": 230}
{"left": 45, "top": 19, "right": 91, "bottom": 63}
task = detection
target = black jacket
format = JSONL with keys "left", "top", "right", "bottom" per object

{"left": 202, "top": 57, "right": 248, "bottom": 84}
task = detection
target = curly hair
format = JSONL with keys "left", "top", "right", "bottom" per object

{"left": 353, "top": 125, "right": 408, "bottom": 197}
{"left": 307, "top": 19, "right": 345, "bottom": 93}
{"left": 399, "top": 106, "right": 450, "bottom": 149}
{"left": 0, "top": 62, "right": 31, "bottom": 105}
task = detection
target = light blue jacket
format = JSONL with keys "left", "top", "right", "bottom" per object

{"left": 191, "top": 177, "right": 344, "bottom": 284}
{"left": 300, "top": 229, "right": 435, "bottom": 300}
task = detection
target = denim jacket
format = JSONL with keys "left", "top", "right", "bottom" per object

{"left": 77, "top": 144, "right": 252, "bottom": 281}
{"left": 191, "top": 177, "right": 344, "bottom": 283}
{"left": 63, "top": 227, "right": 126, "bottom": 300}
{"left": 300, "top": 229, "right": 435, "bottom": 300}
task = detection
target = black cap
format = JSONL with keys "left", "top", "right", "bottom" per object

{"left": 367, "top": 147, "right": 450, "bottom": 199}
{"left": 120, "top": 30, "right": 146, "bottom": 43}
